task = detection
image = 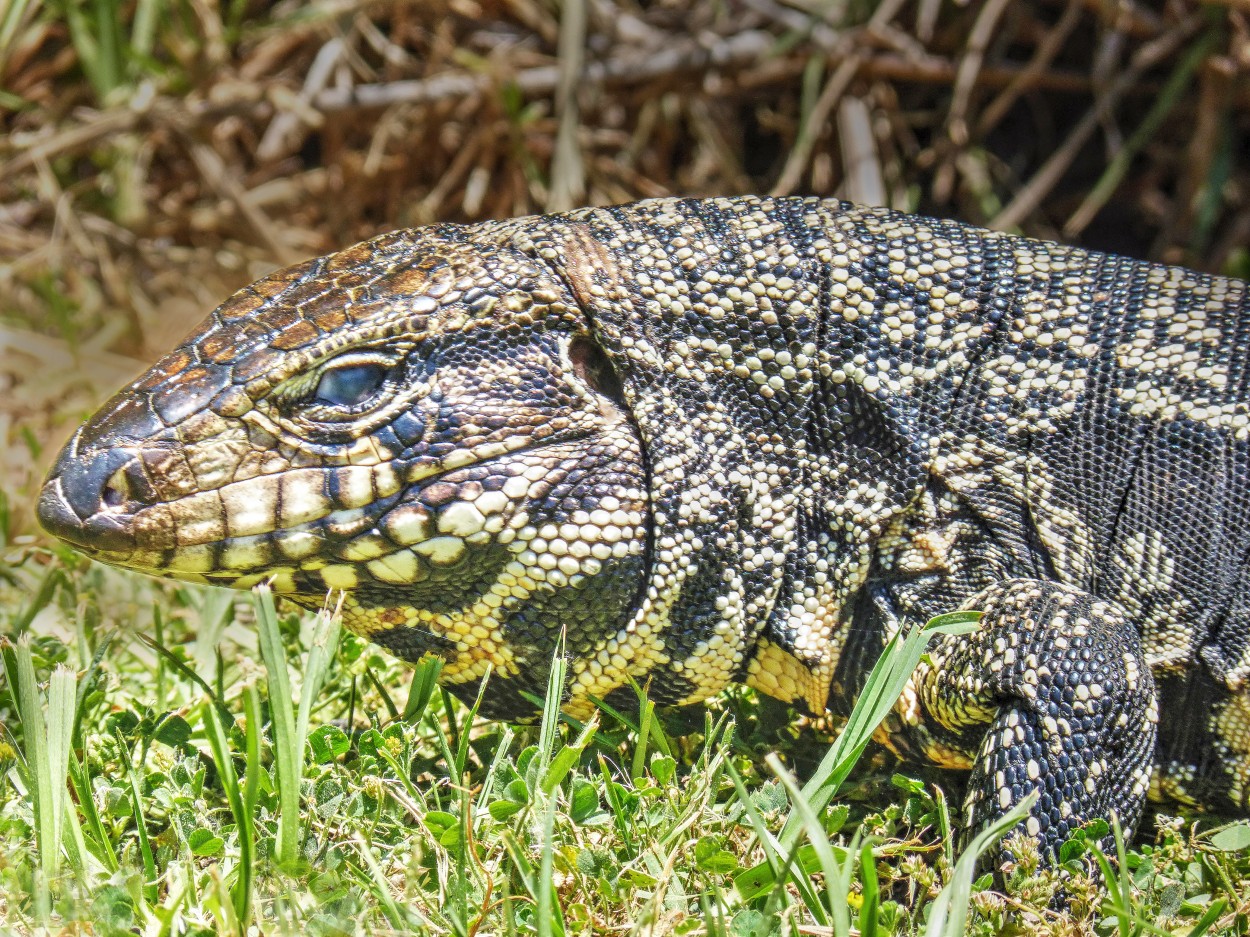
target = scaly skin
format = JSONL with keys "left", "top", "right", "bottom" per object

{"left": 38, "top": 196, "right": 1250, "bottom": 860}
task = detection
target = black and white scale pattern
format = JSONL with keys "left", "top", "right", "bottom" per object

{"left": 38, "top": 196, "right": 1250, "bottom": 859}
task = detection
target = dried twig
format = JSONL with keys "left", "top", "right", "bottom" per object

{"left": 178, "top": 130, "right": 300, "bottom": 264}
{"left": 991, "top": 14, "right": 1202, "bottom": 231}
{"left": 1, "top": 107, "right": 142, "bottom": 180}
{"left": 256, "top": 36, "right": 342, "bottom": 162}
{"left": 547, "top": 0, "right": 587, "bottom": 212}
{"left": 975, "top": 0, "right": 1084, "bottom": 139}
{"left": 312, "top": 30, "right": 776, "bottom": 112}
{"left": 945, "top": 0, "right": 1013, "bottom": 148}
{"left": 771, "top": 0, "right": 908, "bottom": 197}
{"left": 837, "top": 96, "right": 885, "bottom": 207}
{"left": 1064, "top": 29, "right": 1217, "bottom": 238}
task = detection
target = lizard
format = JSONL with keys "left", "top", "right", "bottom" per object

{"left": 36, "top": 195, "right": 1250, "bottom": 863}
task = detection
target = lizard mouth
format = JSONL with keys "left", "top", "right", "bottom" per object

{"left": 37, "top": 431, "right": 597, "bottom": 584}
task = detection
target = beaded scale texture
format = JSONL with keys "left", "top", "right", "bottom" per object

{"left": 37, "top": 196, "right": 1250, "bottom": 860}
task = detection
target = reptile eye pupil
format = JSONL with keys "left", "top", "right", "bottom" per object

{"left": 315, "top": 363, "right": 386, "bottom": 407}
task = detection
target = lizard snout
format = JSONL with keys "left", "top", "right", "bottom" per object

{"left": 37, "top": 441, "right": 147, "bottom": 554}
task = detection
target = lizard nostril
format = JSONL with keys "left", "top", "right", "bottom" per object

{"left": 102, "top": 465, "right": 131, "bottom": 510}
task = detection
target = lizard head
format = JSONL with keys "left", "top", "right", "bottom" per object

{"left": 37, "top": 222, "right": 651, "bottom": 717}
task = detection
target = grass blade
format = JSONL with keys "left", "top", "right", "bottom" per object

{"left": 354, "top": 835, "right": 413, "bottom": 930}
{"left": 241, "top": 682, "right": 263, "bottom": 833}
{"left": 115, "top": 727, "right": 157, "bottom": 902}
{"left": 66, "top": 750, "right": 118, "bottom": 873}
{"left": 203, "top": 695, "right": 253, "bottom": 931}
{"left": 47, "top": 666, "right": 86, "bottom": 875}
{"left": 767, "top": 754, "right": 855, "bottom": 933}
{"left": 779, "top": 612, "right": 980, "bottom": 853}
{"left": 537, "top": 790, "right": 565, "bottom": 937}
{"left": 923, "top": 791, "right": 1037, "bottom": 937}
{"left": 858, "top": 839, "right": 880, "bottom": 937}
{"left": 535, "top": 631, "right": 568, "bottom": 782}
{"left": 293, "top": 601, "right": 343, "bottom": 762}
{"left": 0, "top": 0, "right": 38, "bottom": 74}
{"left": 255, "top": 586, "right": 343, "bottom": 868}
{"left": 254, "top": 585, "right": 301, "bottom": 866}
{"left": 4, "top": 640, "right": 78, "bottom": 894}
{"left": 402, "top": 654, "right": 444, "bottom": 723}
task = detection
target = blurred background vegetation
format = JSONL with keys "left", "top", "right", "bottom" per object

{"left": 3, "top": 0, "right": 1250, "bottom": 531}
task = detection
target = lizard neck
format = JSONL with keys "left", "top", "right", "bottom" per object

{"left": 512, "top": 196, "right": 1011, "bottom": 710}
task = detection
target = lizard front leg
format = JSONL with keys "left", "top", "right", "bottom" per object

{"left": 910, "top": 579, "right": 1159, "bottom": 860}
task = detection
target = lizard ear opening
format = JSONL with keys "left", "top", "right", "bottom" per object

{"left": 568, "top": 334, "right": 626, "bottom": 406}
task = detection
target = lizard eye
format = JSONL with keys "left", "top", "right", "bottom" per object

{"left": 315, "top": 362, "right": 388, "bottom": 407}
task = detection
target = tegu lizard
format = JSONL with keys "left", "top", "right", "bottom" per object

{"left": 37, "top": 196, "right": 1250, "bottom": 860}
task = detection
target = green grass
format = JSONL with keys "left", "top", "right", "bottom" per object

{"left": 3, "top": 543, "right": 1250, "bottom": 935}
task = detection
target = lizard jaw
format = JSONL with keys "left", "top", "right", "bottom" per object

{"left": 37, "top": 428, "right": 646, "bottom": 590}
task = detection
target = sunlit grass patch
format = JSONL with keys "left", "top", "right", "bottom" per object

{"left": 2, "top": 546, "right": 1250, "bottom": 934}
